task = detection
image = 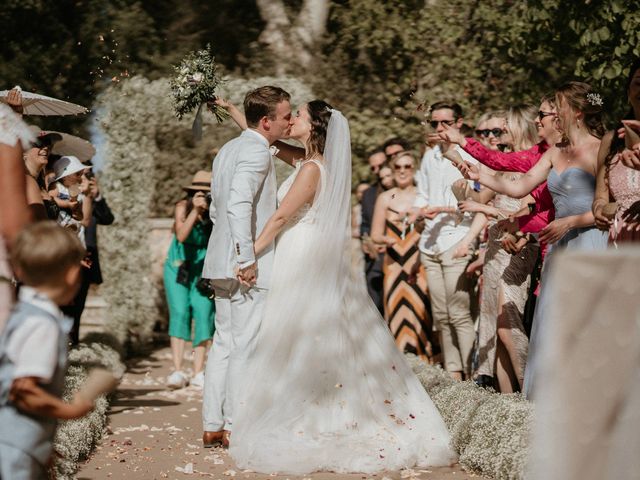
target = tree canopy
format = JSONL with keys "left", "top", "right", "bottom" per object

{"left": 3, "top": 0, "right": 639, "bottom": 180}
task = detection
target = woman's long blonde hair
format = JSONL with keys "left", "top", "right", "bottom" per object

{"left": 505, "top": 104, "right": 539, "bottom": 151}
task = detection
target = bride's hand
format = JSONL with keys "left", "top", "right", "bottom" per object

{"left": 208, "top": 97, "right": 232, "bottom": 110}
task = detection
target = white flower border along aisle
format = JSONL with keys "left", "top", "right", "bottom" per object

{"left": 52, "top": 336, "right": 125, "bottom": 479}
{"left": 407, "top": 356, "right": 533, "bottom": 480}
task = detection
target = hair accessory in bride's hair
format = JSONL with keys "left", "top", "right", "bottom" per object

{"left": 586, "top": 92, "right": 603, "bottom": 107}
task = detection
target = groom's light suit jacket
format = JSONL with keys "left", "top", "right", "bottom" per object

{"left": 202, "top": 129, "right": 276, "bottom": 289}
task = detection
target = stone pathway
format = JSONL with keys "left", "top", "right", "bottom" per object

{"left": 77, "top": 346, "right": 484, "bottom": 480}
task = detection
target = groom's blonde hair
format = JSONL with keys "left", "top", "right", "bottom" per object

{"left": 244, "top": 86, "right": 291, "bottom": 127}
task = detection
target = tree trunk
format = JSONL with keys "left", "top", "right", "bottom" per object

{"left": 255, "top": 0, "right": 329, "bottom": 73}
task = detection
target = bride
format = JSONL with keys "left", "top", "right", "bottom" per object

{"left": 217, "top": 98, "right": 456, "bottom": 474}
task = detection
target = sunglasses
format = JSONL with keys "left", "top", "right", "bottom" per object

{"left": 537, "top": 111, "right": 556, "bottom": 121}
{"left": 429, "top": 119, "right": 455, "bottom": 129}
{"left": 475, "top": 128, "right": 505, "bottom": 138}
{"left": 394, "top": 165, "right": 414, "bottom": 171}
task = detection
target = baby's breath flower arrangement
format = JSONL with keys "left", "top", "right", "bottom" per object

{"left": 406, "top": 355, "right": 532, "bottom": 479}
{"left": 52, "top": 341, "right": 125, "bottom": 479}
{"left": 170, "top": 45, "right": 228, "bottom": 138}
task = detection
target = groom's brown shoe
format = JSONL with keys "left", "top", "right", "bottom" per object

{"left": 203, "top": 430, "right": 224, "bottom": 448}
{"left": 222, "top": 430, "right": 231, "bottom": 448}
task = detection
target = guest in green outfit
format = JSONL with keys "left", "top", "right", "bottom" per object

{"left": 164, "top": 170, "right": 215, "bottom": 389}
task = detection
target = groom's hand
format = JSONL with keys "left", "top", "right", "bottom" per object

{"left": 237, "top": 263, "right": 257, "bottom": 287}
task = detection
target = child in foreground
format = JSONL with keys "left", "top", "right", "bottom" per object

{"left": 0, "top": 221, "right": 96, "bottom": 479}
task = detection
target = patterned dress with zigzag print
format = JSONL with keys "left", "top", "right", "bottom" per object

{"left": 382, "top": 215, "right": 439, "bottom": 362}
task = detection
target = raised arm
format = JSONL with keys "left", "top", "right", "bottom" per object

{"left": 209, "top": 98, "right": 248, "bottom": 130}
{"left": 254, "top": 162, "right": 320, "bottom": 255}
{"left": 461, "top": 150, "right": 553, "bottom": 198}
{"left": 438, "top": 123, "right": 540, "bottom": 173}
{"left": 271, "top": 140, "right": 306, "bottom": 166}
{"left": 0, "top": 143, "right": 31, "bottom": 245}
{"left": 227, "top": 145, "right": 272, "bottom": 270}
{"left": 80, "top": 195, "right": 93, "bottom": 227}
{"left": 462, "top": 138, "right": 540, "bottom": 173}
{"left": 174, "top": 195, "right": 207, "bottom": 243}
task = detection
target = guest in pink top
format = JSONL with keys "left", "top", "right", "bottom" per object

{"left": 440, "top": 94, "right": 564, "bottom": 259}
{"left": 593, "top": 58, "right": 640, "bottom": 244}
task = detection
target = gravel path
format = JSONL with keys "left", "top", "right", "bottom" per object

{"left": 77, "top": 346, "right": 484, "bottom": 480}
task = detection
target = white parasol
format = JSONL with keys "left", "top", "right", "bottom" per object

{"left": 0, "top": 86, "right": 88, "bottom": 116}
{"left": 50, "top": 132, "right": 96, "bottom": 161}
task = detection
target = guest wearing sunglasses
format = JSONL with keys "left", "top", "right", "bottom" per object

{"left": 474, "top": 111, "right": 508, "bottom": 150}
{"left": 410, "top": 101, "right": 479, "bottom": 381}
{"left": 366, "top": 147, "right": 386, "bottom": 176}
{"left": 383, "top": 137, "right": 412, "bottom": 160}
{"left": 440, "top": 95, "right": 561, "bottom": 262}
{"left": 371, "top": 152, "right": 439, "bottom": 363}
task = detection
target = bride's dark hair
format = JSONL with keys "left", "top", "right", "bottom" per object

{"left": 306, "top": 100, "right": 334, "bottom": 158}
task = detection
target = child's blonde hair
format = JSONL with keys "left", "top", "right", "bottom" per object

{"left": 11, "top": 221, "right": 85, "bottom": 287}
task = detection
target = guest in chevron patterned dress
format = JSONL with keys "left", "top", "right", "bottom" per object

{"left": 371, "top": 152, "right": 439, "bottom": 362}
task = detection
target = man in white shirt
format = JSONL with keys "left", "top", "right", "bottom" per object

{"left": 412, "top": 101, "right": 478, "bottom": 381}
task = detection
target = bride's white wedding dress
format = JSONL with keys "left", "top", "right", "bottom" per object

{"left": 230, "top": 111, "right": 456, "bottom": 474}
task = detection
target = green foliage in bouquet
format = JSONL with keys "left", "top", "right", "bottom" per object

{"left": 170, "top": 44, "right": 228, "bottom": 123}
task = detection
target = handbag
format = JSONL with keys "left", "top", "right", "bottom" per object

{"left": 176, "top": 260, "right": 190, "bottom": 287}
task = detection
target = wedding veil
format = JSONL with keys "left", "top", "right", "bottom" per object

{"left": 310, "top": 109, "right": 353, "bottom": 305}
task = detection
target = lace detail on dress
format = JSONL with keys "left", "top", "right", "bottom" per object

{"left": 276, "top": 159, "right": 323, "bottom": 226}
{"left": 0, "top": 104, "right": 34, "bottom": 149}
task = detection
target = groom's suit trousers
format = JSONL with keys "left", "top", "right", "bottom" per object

{"left": 203, "top": 279, "right": 267, "bottom": 432}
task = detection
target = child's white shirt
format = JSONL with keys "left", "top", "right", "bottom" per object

{"left": 6, "top": 287, "right": 62, "bottom": 383}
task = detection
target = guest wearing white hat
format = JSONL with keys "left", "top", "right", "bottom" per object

{"left": 51, "top": 156, "right": 95, "bottom": 344}
{"left": 51, "top": 156, "right": 92, "bottom": 244}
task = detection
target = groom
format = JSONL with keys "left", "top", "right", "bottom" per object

{"left": 201, "top": 86, "right": 292, "bottom": 447}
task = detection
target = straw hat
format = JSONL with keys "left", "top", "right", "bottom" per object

{"left": 183, "top": 170, "right": 211, "bottom": 192}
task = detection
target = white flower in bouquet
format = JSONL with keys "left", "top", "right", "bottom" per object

{"left": 170, "top": 44, "right": 228, "bottom": 123}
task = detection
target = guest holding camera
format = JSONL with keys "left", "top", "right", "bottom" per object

{"left": 164, "top": 171, "right": 216, "bottom": 389}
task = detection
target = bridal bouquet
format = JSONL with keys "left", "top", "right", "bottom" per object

{"left": 170, "top": 45, "right": 228, "bottom": 137}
